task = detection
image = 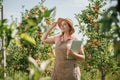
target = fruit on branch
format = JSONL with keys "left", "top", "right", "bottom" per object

{"left": 88, "top": 15, "right": 93, "bottom": 23}
{"left": 93, "top": 5, "right": 99, "bottom": 13}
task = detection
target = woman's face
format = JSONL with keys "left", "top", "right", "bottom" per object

{"left": 59, "top": 21, "right": 70, "bottom": 33}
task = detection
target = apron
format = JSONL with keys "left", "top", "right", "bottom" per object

{"left": 52, "top": 39, "right": 81, "bottom": 80}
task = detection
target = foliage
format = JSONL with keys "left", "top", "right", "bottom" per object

{"left": 0, "top": 0, "right": 56, "bottom": 79}
{"left": 75, "top": 0, "right": 120, "bottom": 80}
{"left": 99, "top": 0, "right": 120, "bottom": 68}
{"left": 0, "top": 20, "right": 16, "bottom": 47}
{"left": 100, "top": 0, "right": 120, "bottom": 42}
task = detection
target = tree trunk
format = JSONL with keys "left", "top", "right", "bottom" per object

{"left": 2, "top": 38, "right": 6, "bottom": 78}
{"left": 1, "top": 4, "right": 7, "bottom": 78}
{"left": 1, "top": 33, "right": 7, "bottom": 78}
{"left": 101, "top": 68, "right": 106, "bottom": 80}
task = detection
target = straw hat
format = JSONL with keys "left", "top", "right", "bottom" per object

{"left": 57, "top": 18, "right": 75, "bottom": 34}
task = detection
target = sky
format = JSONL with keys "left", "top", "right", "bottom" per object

{"left": 3, "top": 0, "right": 89, "bottom": 24}
{"left": 2, "top": 0, "right": 117, "bottom": 41}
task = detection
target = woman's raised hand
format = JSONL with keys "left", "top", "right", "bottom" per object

{"left": 49, "top": 22, "right": 58, "bottom": 29}
{"left": 41, "top": 21, "right": 58, "bottom": 44}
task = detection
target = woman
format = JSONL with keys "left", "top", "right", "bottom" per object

{"left": 41, "top": 18, "right": 85, "bottom": 80}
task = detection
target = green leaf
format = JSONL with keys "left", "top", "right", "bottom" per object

{"left": 29, "top": 26, "right": 38, "bottom": 32}
{"left": 43, "top": 7, "right": 55, "bottom": 17}
{"left": 6, "top": 36, "right": 12, "bottom": 47}
{"left": 20, "top": 33, "right": 36, "bottom": 45}
{"left": 37, "top": 17, "right": 43, "bottom": 23}
{"left": 10, "top": 21, "right": 16, "bottom": 31}
{"left": 14, "top": 38, "right": 21, "bottom": 47}
{"left": 0, "top": 19, "right": 7, "bottom": 25}
{"left": 27, "top": 19, "right": 36, "bottom": 26}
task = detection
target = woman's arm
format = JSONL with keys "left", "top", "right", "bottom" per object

{"left": 67, "top": 44, "right": 85, "bottom": 61}
{"left": 41, "top": 22, "right": 57, "bottom": 44}
{"left": 66, "top": 38, "right": 85, "bottom": 61}
{"left": 69, "top": 48, "right": 85, "bottom": 61}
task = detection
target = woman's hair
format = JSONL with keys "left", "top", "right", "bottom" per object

{"left": 68, "top": 23, "right": 74, "bottom": 35}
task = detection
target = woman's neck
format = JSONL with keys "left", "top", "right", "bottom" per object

{"left": 61, "top": 32, "right": 72, "bottom": 41}
{"left": 63, "top": 32, "right": 70, "bottom": 38}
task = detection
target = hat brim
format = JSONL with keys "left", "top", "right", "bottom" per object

{"left": 57, "top": 18, "right": 64, "bottom": 27}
